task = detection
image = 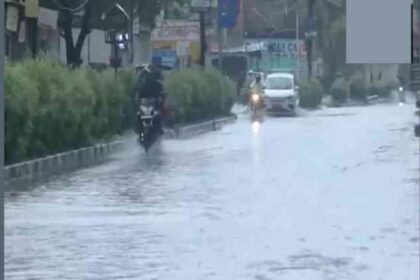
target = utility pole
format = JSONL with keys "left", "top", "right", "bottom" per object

{"left": 129, "top": 0, "right": 134, "bottom": 64}
{"left": 217, "top": 5, "right": 223, "bottom": 71}
{"left": 25, "top": 0, "right": 40, "bottom": 58}
{"left": 306, "top": 0, "right": 315, "bottom": 80}
{"left": 199, "top": 11, "right": 206, "bottom": 68}
{"left": 191, "top": 0, "right": 210, "bottom": 68}
{"left": 218, "top": 26, "right": 223, "bottom": 70}
{"left": 295, "top": 8, "right": 299, "bottom": 82}
{"left": 27, "top": 18, "right": 38, "bottom": 58}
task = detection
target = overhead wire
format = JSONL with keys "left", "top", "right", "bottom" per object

{"left": 53, "top": 0, "right": 90, "bottom": 13}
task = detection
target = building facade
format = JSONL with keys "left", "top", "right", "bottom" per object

{"left": 4, "top": 2, "right": 153, "bottom": 68}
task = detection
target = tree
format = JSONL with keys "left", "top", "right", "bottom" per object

{"left": 43, "top": 0, "right": 187, "bottom": 66}
{"left": 305, "top": 0, "right": 346, "bottom": 87}
{"left": 306, "top": 0, "right": 316, "bottom": 79}
{"left": 56, "top": 0, "right": 93, "bottom": 67}
{"left": 135, "top": 0, "right": 188, "bottom": 28}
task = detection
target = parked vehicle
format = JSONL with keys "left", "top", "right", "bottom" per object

{"left": 263, "top": 73, "right": 299, "bottom": 116}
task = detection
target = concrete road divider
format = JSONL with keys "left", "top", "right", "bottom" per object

{"left": 4, "top": 116, "right": 236, "bottom": 182}
{"left": 4, "top": 140, "right": 128, "bottom": 182}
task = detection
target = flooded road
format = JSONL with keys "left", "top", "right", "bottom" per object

{"left": 5, "top": 104, "right": 419, "bottom": 280}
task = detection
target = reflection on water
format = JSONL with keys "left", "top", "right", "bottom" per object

{"left": 5, "top": 105, "right": 419, "bottom": 280}
{"left": 252, "top": 121, "right": 261, "bottom": 134}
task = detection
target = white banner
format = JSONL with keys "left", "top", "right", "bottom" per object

{"left": 191, "top": 0, "right": 211, "bottom": 9}
{"left": 18, "top": 21, "right": 26, "bottom": 43}
{"left": 152, "top": 21, "right": 200, "bottom": 42}
{"left": 6, "top": 5, "right": 19, "bottom": 32}
{"left": 262, "top": 39, "right": 307, "bottom": 58}
{"left": 177, "top": 41, "right": 189, "bottom": 56}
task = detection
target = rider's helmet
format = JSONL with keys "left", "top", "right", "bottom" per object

{"left": 255, "top": 73, "right": 262, "bottom": 83}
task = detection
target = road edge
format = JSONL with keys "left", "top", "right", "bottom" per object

{"left": 4, "top": 115, "right": 237, "bottom": 182}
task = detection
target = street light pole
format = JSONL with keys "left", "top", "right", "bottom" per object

{"left": 218, "top": 25, "right": 223, "bottom": 70}
{"left": 295, "top": 9, "right": 299, "bottom": 82}
{"left": 130, "top": 0, "right": 134, "bottom": 64}
{"left": 199, "top": 11, "right": 206, "bottom": 68}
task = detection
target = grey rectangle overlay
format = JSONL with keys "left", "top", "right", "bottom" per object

{"left": 347, "top": 0, "right": 412, "bottom": 63}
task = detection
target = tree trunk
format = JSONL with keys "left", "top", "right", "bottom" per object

{"left": 306, "top": 39, "right": 312, "bottom": 79}
{"left": 59, "top": 9, "right": 75, "bottom": 65}
{"left": 58, "top": 1, "right": 92, "bottom": 67}
{"left": 73, "top": 2, "right": 92, "bottom": 67}
{"left": 306, "top": 0, "right": 315, "bottom": 80}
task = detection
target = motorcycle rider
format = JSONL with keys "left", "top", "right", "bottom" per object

{"left": 133, "top": 56, "right": 165, "bottom": 135}
{"left": 249, "top": 73, "right": 264, "bottom": 107}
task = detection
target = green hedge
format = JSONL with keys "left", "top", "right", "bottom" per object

{"left": 330, "top": 78, "right": 348, "bottom": 104}
{"left": 238, "top": 80, "right": 252, "bottom": 105}
{"left": 369, "top": 81, "right": 397, "bottom": 99}
{"left": 5, "top": 61, "right": 235, "bottom": 164}
{"left": 5, "top": 59, "right": 135, "bottom": 164}
{"left": 298, "top": 79, "right": 324, "bottom": 108}
{"left": 163, "top": 68, "right": 235, "bottom": 125}
{"left": 349, "top": 77, "right": 367, "bottom": 102}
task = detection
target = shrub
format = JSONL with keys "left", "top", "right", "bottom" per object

{"left": 298, "top": 79, "right": 324, "bottom": 108}
{"left": 164, "top": 68, "right": 235, "bottom": 125}
{"left": 330, "top": 78, "right": 348, "bottom": 104}
{"left": 238, "top": 79, "right": 252, "bottom": 105}
{"left": 369, "top": 80, "right": 398, "bottom": 99}
{"left": 118, "top": 69, "right": 136, "bottom": 131}
{"left": 5, "top": 59, "right": 135, "bottom": 164}
{"left": 5, "top": 60, "right": 234, "bottom": 164}
{"left": 349, "top": 77, "right": 367, "bottom": 102}
{"left": 369, "top": 85, "right": 393, "bottom": 99}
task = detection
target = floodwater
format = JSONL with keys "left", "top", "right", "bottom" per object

{"left": 5, "top": 103, "right": 419, "bottom": 280}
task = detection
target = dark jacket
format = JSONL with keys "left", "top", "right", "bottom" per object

{"left": 133, "top": 64, "right": 164, "bottom": 102}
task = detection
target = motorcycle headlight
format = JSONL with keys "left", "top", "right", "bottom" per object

{"left": 399, "top": 86, "right": 403, "bottom": 92}
{"left": 252, "top": 94, "right": 260, "bottom": 102}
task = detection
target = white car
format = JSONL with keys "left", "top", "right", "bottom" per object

{"left": 263, "top": 73, "right": 299, "bottom": 116}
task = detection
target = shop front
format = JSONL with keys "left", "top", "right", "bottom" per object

{"left": 151, "top": 20, "right": 201, "bottom": 69}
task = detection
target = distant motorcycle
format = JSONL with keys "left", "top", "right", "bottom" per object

{"left": 136, "top": 97, "right": 161, "bottom": 152}
{"left": 398, "top": 86, "right": 406, "bottom": 104}
{"left": 250, "top": 90, "right": 264, "bottom": 120}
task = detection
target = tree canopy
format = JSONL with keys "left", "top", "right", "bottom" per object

{"left": 40, "top": 0, "right": 188, "bottom": 29}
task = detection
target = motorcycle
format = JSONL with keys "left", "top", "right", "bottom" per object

{"left": 136, "top": 98, "right": 161, "bottom": 152}
{"left": 398, "top": 86, "right": 406, "bottom": 104}
{"left": 250, "top": 90, "right": 264, "bottom": 120}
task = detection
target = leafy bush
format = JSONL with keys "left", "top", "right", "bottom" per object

{"left": 298, "top": 79, "right": 324, "bottom": 108}
{"left": 164, "top": 68, "right": 235, "bottom": 125}
{"left": 330, "top": 78, "right": 348, "bottom": 104}
{"left": 369, "top": 80, "right": 398, "bottom": 99}
{"left": 349, "top": 77, "right": 367, "bottom": 102}
{"left": 6, "top": 61, "right": 235, "bottom": 164}
{"left": 369, "top": 85, "right": 393, "bottom": 99}
{"left": 5, "top": 59, "right": 135, "bottom": 164}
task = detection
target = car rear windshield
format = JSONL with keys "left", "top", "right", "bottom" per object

{"left": 265, "top": 76, "right": 293, "bottom": 90}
